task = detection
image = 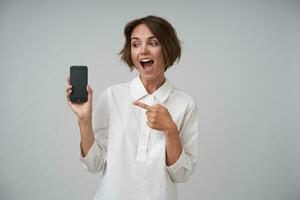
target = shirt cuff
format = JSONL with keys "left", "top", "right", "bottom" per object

{"left": 79, "top": 141, "right": 100, "bottom": 166}
{"left": 166, "top": 148, "right": 186, "bottom": 172}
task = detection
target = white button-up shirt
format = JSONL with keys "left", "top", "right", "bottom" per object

{"left": 80, "top": 76, "right": 199, "bottom": 200}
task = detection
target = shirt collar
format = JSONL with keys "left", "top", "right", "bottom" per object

{"left": 129, "top": 76, "right": 173, "bottom": 103}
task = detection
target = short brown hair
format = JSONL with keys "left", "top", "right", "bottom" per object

{"left": 119, "top": 15, "right": 181, "bottom": 71}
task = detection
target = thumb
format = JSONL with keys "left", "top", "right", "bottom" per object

{"left": 87, "top": 85, "right": 93, "bottom": 102}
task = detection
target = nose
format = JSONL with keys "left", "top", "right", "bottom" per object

{"left": 140, "top": 44, "right": 149, "bottom": 55}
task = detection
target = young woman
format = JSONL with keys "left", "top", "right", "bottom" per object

{"left": 66, "top": 15, "right": 198, "bottom": 200}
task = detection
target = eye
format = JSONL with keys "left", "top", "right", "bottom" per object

{"left": 131, "top": 41, "right": 140, "bottom": 48}
{"left": 149, "top": 40, "right": 159, "bottom": 46}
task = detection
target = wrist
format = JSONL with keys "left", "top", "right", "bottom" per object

{"left": 77, "top": 118, "right": 94, "bottom": 138}
{"left": 164, "top": 122, "right": 178, "bottom": 136}
{"left": 77, "top": 117, "right": 92, "bottom": 126}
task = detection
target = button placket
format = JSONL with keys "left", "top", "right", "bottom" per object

{"left": 136, "top": 95, "right": 154, "bottom": 162}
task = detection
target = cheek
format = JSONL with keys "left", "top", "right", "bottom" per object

{"left": 155, "top": 49, "right": 164, "bottom": 65}
{"left": 131, "top": 49, "right": 138, "bottom": 64}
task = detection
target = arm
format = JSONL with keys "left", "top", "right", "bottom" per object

{"left": 66, "top": 79, "right": 109, "bottom": 174}
{"left": 66, "top": 77, "right": 95, "bottom": 156}
{"left": 165, "top": 123, "right": 182, "bottom": 166}
{"left": 165, "top": 99, "right": 199, "bottom": 183}
{"left": 78, "top": 119, "right": 95, "bottom": 157}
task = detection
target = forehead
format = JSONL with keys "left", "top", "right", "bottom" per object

{"left": 131, "top": 24, "right": 155, "bottom": 40}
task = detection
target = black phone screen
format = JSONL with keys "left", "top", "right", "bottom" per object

{"left": 70, "top": 66, "right": 88, "bottom": 103}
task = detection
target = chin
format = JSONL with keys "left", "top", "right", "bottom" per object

{"left": 137, "top": 66, "right": 164, "bottom": 81}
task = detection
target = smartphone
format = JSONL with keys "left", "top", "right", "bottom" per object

{"left": 70, "top": 66, "right": 88, "bottom": 103}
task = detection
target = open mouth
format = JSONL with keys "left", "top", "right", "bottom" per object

{"left": 140, "top": 58, "right": 154, "bottom": 72}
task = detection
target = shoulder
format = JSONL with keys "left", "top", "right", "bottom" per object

{"left": 100, "top": 82, "right": 130, "bottom": 95}
{"left": 171, "top": 87, "right": 197, "bottom": 109}
{"left": 98, "top": 81, "right": 132, "bottom": 102}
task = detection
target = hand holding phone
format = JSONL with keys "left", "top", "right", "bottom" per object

{"left": 66, "top": 66, "right": 93, "bottom": 121}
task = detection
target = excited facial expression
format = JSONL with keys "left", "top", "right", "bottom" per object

{"left": 130, "top": 24, "right": 165, "bottom": 83}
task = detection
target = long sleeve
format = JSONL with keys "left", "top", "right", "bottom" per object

{"left": 166, "top": 98, "right": 199, "bottom": 183}
{"left": 79, "top": 88, "right": 110, "bottom": 174}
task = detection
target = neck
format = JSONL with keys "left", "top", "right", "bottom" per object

{"left": 140, "top": 75, "right": 166, "bottom": 94}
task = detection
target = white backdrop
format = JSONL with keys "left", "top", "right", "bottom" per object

{"left": 0, "top": 0, "right": 299, "bottom": 200}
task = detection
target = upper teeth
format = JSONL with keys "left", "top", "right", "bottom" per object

{"left": 141, "top": 58, "right": 151, "bottom": 62}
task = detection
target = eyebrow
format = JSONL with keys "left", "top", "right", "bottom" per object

{"left": 131, "top": 36, "right": 157, "bottom": 41}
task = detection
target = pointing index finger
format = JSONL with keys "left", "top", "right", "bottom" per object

{"left": 133, "top": 101, "right": 152, "bottom": 111}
